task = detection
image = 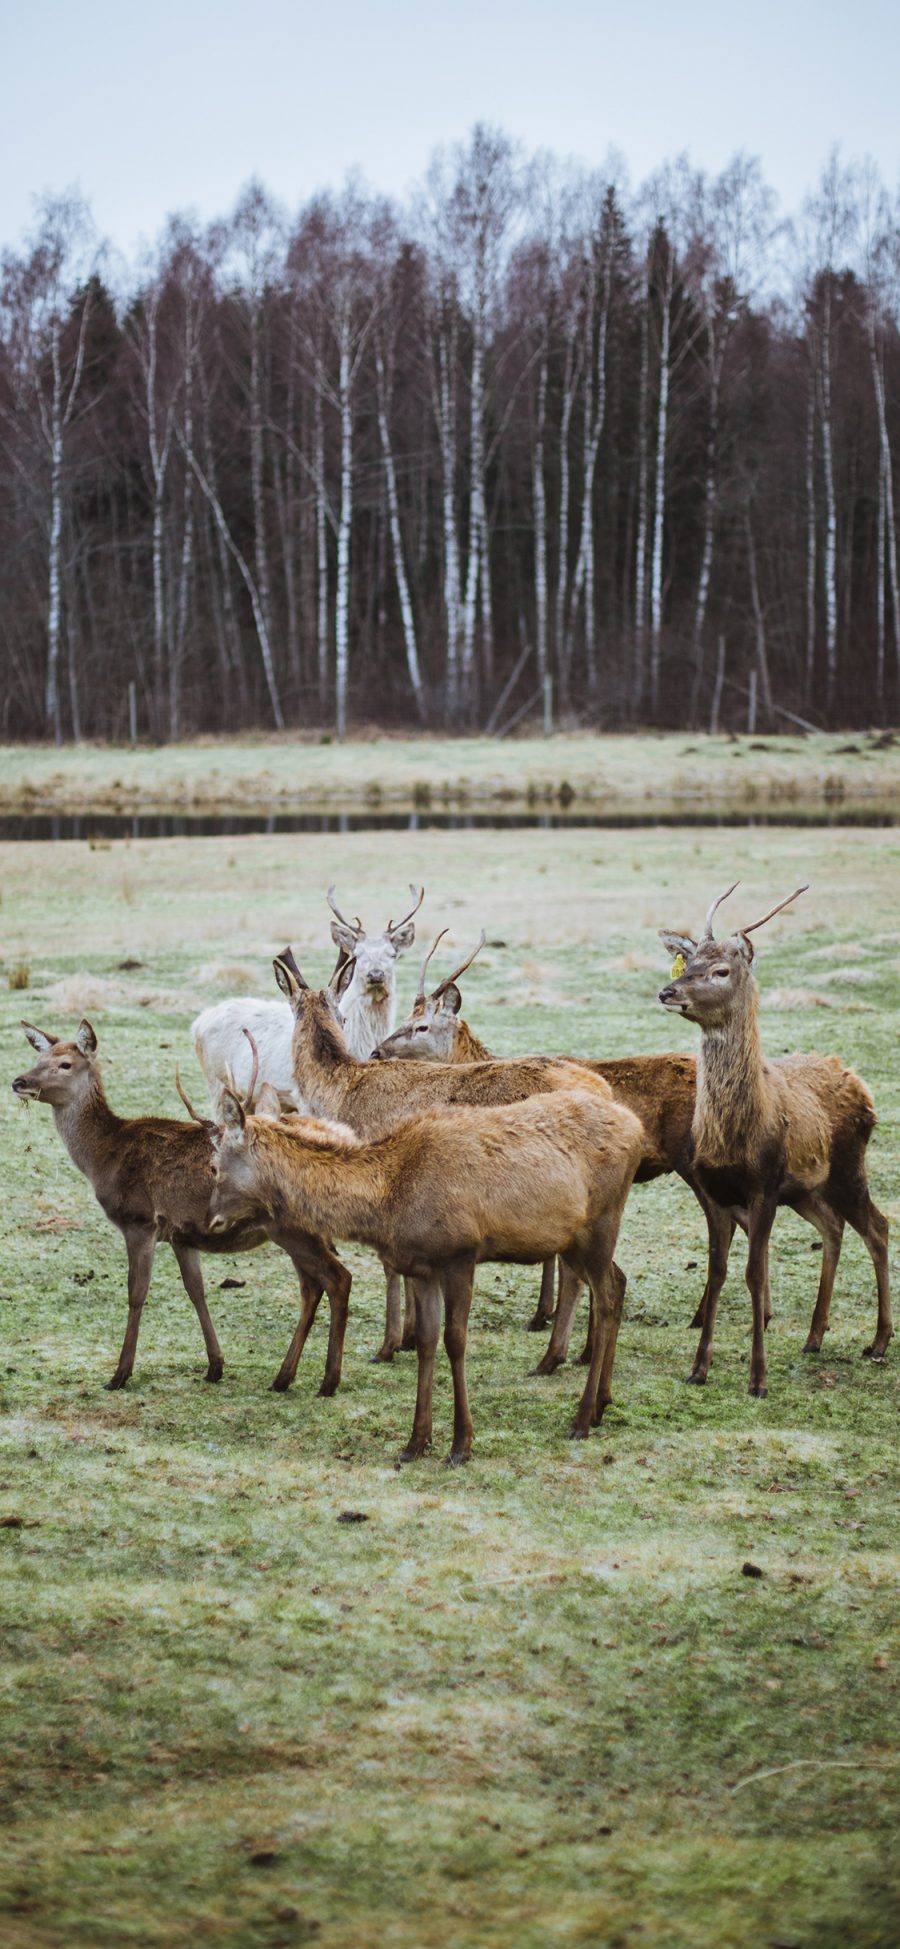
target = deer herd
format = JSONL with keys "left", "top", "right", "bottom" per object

{"left": 11, "top": 879, "right": 892, "bottom": 1464}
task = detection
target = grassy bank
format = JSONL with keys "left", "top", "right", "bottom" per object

{"left": 1, "top": 729, "right": 899, "bottom": 816}
{"left": 0, "top": 822, "right": 898, "bottom": 1947}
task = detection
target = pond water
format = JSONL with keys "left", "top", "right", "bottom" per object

{"left": 0, "top": 804, "right": 897, "bottom": 840}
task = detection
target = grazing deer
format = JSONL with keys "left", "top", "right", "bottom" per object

{"left": 376, "top": 929, "right": 743, "bottom": 1372}
{"left": 191, "top": 884, "right": 425, "bottom": 1113}
{"left": 208, "top": 1087, "right": 644, "bottom": 1460}
{"left": 658, "top": 883, "right": 892, "bottom": 1395}
{"left": 12, "top": 1021, "right": 352, "bottom": 1396}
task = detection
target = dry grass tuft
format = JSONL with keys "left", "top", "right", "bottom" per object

{"left": 6, "top": 957, "right": 30, "bottom": 990}
{"left": 43, "top": 972, "right": 122, "bottom": 1014}
{"left": 195, "top": 960, "right": 261, "bottom": 993}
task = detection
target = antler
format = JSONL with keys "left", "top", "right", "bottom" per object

{"left": 241, "top": 1028, "right": 260, "bottom": 1110}
{"left": 431, "top": 930, "right": 487, "bottom": 1001}
{"left": 414, "top": 928, "right": 449, "bottom": 1005}
{"left": 387, "top": 883, "right": 425, "bottom": 937}
{"left": 702, "top": 882, "right": 740, "bottom": 939}
{"left": 326, "top": 885, "right": 363, "bottom": 939}
{"left": 175, "top": 1064, "right": 209, "bottom": 1125}
{"left": 742, "top": 884, "right": 810, "bottom": 936}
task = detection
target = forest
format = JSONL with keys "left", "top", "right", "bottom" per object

{"left": 1, "top": 129, "right": 898, "bottom": 742}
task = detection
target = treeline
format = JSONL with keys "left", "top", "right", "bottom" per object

{"left": 1, "top": 131, "right": 899, "bottom": 742}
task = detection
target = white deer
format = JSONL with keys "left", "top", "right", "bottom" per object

{"left": 192, "top": 885, "right": 424, "bottom": 1114}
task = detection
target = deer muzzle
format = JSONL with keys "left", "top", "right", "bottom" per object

{"left": 658, "top": 984, "right": 688, "bottom": 1013}
{"left": 12, "top": 1075, "right": 40, "bottom": 1098}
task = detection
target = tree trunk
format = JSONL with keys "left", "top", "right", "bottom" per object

{"left": 744, "top": 503, "right": 773, "bottom": 722}
{"left": 804, "top": 351, "right": 817, "bottom": 705}
{"left": 375, "top": 342, "right": 426, "bottom": 721}
{"left": 818, "top": 280, "right": 838, "bottom": 711}
{"left": 532, "top": 342, "right": 548, "bottom": 689}
{"left": 633, "top": 273, "right": 650, "bottom": 712}
{"left": 46, "top": 336, "right": 63, "bottom": 744}
{"left": 649, "top": 243, "right": 674, "bottom": 719}
{"left": 314, "top": 370, "right": 329, "bottom": 720}
{"left": 555, "top": 315, "right": 578, "bottom": 714}
{"left": 335, "top": 318, "right": 352, "bottom": 739}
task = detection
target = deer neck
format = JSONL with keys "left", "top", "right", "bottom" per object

{"left": 291, "top": 1004, "right": 359, "bottom": 1118}
{"left": 343, "top": 988, "right": 396, "bottom": 1059}
{"left": 265, "top": 1130, "right": 390, "bottom": 1248}
{"left": 53, "top": 1072, "right": 123, "bottom": 1190}
{"left": 694, "top": 986, "right": 767, "bottom": 1164}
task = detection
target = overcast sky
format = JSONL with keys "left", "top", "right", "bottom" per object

{"left": 3, "top": 0, "right": 898, "bottom": 261}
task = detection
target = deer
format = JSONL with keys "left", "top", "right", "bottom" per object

{"left": 657, "top": 883, "right": 892, "bottom": 1396}
{"left": 191, "top": 884, "right": 425, "bottom": 1114}
{"left": 207, "top": 1083, "right": 645, "bottom": 1461}
{"left": 11, "top": 1020, "right": 353, "bottom": 1397}
{"left": 375, "top": 928, "right": 744, "bottom": 1373}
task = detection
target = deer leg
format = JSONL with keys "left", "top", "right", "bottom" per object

{"left": 530, "top": 1264, "right": 583, "bottom": 1376}
{"left": 107, "top": 1229, "right": 156, "bottom": 1389}
{"left": 745, "top": 1197, "right": 778, "bottom": 1397}
{"left": 401, "top": 1277, "right": 418, "bottom": 1350}
{"left": 688, "top": 1185, "right": 737, "bottom": 1332}
{"left": 687, "top": 1202, "right": 736, "bottom": 1384}
{"left": 839, "top": 1191, "right": 892, "bottom": 1360}
{"left": 790, "top": 1194, "right": 844, "bottom": 1351}
{"left": 399, "top": 1276, "right": 442, "bottom": 1462}
{"left": 441, "top": 1258, "right": 477, "bottom": 1465}
{"left": 570, "top": 1231, "right": 626, "bottom": 1440}
{"left": 172, "top": 1242, "right": 224, "bottom": 1382}
{"left": 373, "top": 1270, "right": 405, "bottom": 1363}
{"left": 526, "top": 1258, "right": 558, "bottom": 1333}
{"left": 271, "top": 1277, "right": 323, "bottom": 1391}
{"left": 592, "top": 1264, "right": 627, "bottom": 1422}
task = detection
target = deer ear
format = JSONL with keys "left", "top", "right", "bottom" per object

{"left": 388, "top": 919, "right": 416, "bottom": 952}
{"left": 329, "top": 917, "right": 360, "bottom": 956}
{"left": 735, "top": 932, "right": 756, "bottom": 964}
{"left": 21, "top": 1021, "right": 57, "bottom": 1054}
{"left": 659, "top": 930, "right": 696, "bottom": 960}
{"left": 219, "top": 1088, "right": 246, "bottom": 1137}
{"left": 274, "top": 955, "right": 304, "bottom": 1001}
{"left": 75, "top": 1020, "right": 98, "bottom": 1056}
{"left": 442, "top": 983, "right": 463, "bottom": 1015}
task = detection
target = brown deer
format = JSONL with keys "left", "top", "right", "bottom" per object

{"left": 375, "top": 928, "right": 743, "bottom": 1372}
{"left": 658, "top": 883, "right": 892, "bottom": 1395}
{"left": 207, "top": 1086, "right": 645, "bottom": 1460}
{"left": 12, "top": 1020, "right": 352, "bottom": 1395}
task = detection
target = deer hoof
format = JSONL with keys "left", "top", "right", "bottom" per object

{"left": 398, "top": 1441, "right": 429, "bottom": 1464}
{"left": 446, "top": 1450, "right": 471, "bottom": 1467}
{"left": 689, "top": 1309, "right": 705, "bottom": 1330}
{"left": 317, "top": 1378, "right": 339, "bottom": 1398}
{"left": 748, "top": 1383, "right": 768, "bottom": 1398}
{"left": 525, "top": 1312, "right": 552, "bottom": 1333}
{"left": 568, "top": 1420, "right": 591, "bottom": 1441}
{"left": 685, "top": 1370, "right": 707, "bottom": 1385}
{"left": 802, "top": 1336, "right": 822, "bottom": 1354}
{"left": 271, "top": 1373, "right": 292, "bottom": 1392}
{"left": 862, "top": 1344, "right": 887, "bottom": 1362}
{"left": 370, "top": 1347, "right": 396, "bottom": 1364}
{"left": 205, "top": 1363, "right": 224, "bottom": 1383}
{"left": 105, "top": 1373, "right": 129, "bottom": 1391}
{"left": 530, "top": 1355, "right": 562, "bottom": 1377}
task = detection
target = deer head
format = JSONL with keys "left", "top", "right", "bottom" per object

{"left": 326, "top": 884, "right": 424, "bottom": 1002}
{"left": 373, "top": 931, "right": 486, "bottom": 1062}
{"left": 13, "top": 1020, "right": 99, "bottom": 1106}
{"left": 658, "top": 883, "right": 809, "bottom": 1026}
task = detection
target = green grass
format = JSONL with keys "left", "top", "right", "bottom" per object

{"left": 1, "top": 727, "right": 899, "bottom": 814}
{"left": 1, "top": 823, "right": 898, "bottom": 1947}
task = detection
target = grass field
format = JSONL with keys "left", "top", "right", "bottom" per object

{"left": 1, "top": 819, "right": 898, "bottom": 1948}
{"left": 1, "top": 728, "right": 899, "bottom": 815}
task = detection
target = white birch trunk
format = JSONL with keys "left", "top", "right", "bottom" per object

{"left": 249, "top": 299, "right": 273, "bottom": 647}
{"left": 649, "top": 246, "right": 674, "bottom": 717}
{"left": 744, "top": 504, "right": 773, "bottom": 721}
{"left": 171, "top": 307, "right": 195, "bottom": 742}
{"left": 181, "top": 436, "right": 284, "bottom": 729}
{"left": 532, "top": 344, "right": 548, "bottom": 687}
{"left": 567, "top": 247, "right": 611, "bottom": 698}
{"left": 689, "top": 329, "right": 726, "bottom": 723}
{"left": 866, "top": 310, "right": 900, "bottom": 696}
{"left": 555, "top": 316, "right": 578, "bottom": 711}
{"left": 804, "top": 353, "right": 817, "bottom": 704}
{"left": 335, "top": 318, "right": 352, "bottom": 740}
{"left": 633, "top": 272, "right": 650, "bottom": 709}
{"left": 375, "top": 342, "right": 425, "bottom": 720}
{"left": 462, "top": 297, "right": 485, "bottom": 710}
{"left": 818, "top": 282, "right": 838, "bottom": 709}
{"left": 314, "top": 373, "right": 329, "bottom": 718}
{"left": 436, "top": 310, "right": 461, "bottom": 720}
{"left": 46, "top": 335, "right": 63, "bottom": 744}
{"left": 876, "top": 444, "right": 886, "bottom": 715}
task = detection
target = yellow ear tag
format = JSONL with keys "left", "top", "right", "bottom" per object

{"left": 670, "top": 953, "right": 685, "bottom": 979}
